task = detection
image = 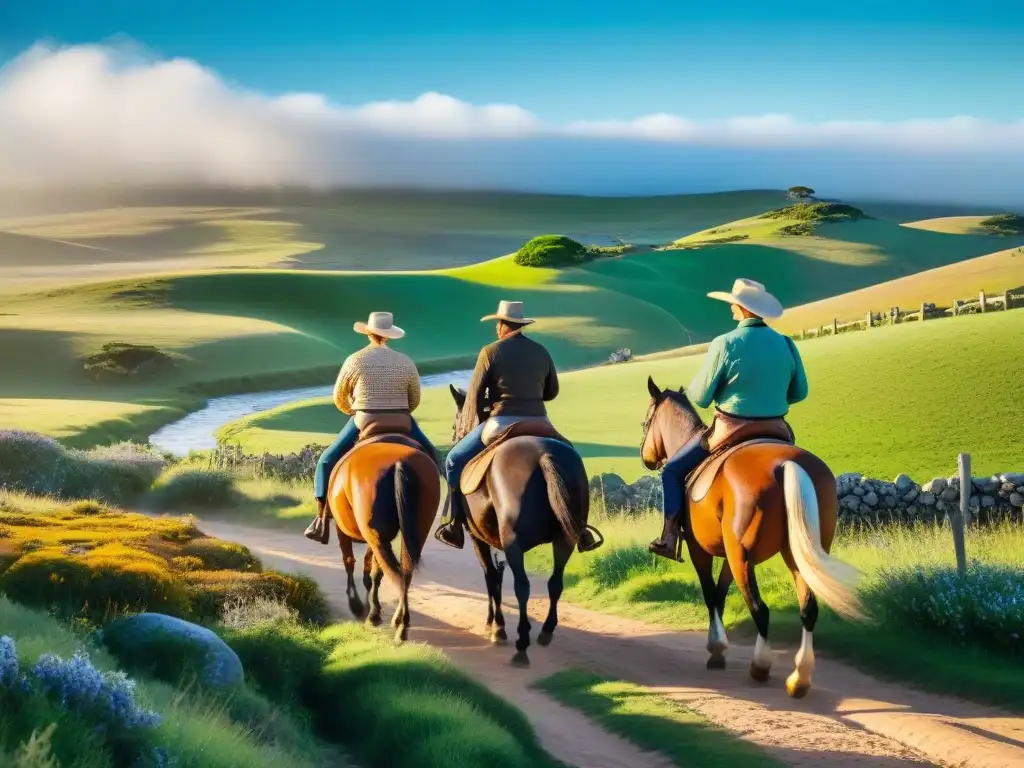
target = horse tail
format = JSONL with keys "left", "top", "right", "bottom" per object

{"left": 782, "top": 461, "right": 866, "bottom": 622}
{"left": 394, "top": 460, "right": 421, "bottom": 573}
{"left": 539, "top": 453, "right": 580, "bottom": 545}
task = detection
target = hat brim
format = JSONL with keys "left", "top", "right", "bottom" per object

{"left": 354, "top": 321, "right": 405, "bottom": 339}
{"left": 707, "top": 291, "right": 784, "bottom": 320}
{"left": 480, "top": 314, "right": 535, "bottom": 325}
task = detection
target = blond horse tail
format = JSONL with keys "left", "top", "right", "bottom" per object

{"left": 782, "top": 461, "right": 867, "bottom": 622}
{"left": 539, "top": 453, "right": 580, "bottom": 545}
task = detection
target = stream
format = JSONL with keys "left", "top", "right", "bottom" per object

{"left": 149, "top": 370, "right": 473, "bottom": 456}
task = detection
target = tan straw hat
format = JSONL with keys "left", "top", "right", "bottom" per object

{"left": 707, "top": 278, "right": 783, "bottom": 320}
{"left": 353, "top": 311, "right": 405, "bottom": 339}
{"left": 480, "top": 300, "right": 535, "bottom": 325}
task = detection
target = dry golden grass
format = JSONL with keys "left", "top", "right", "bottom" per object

{"left": 901, "top": 216, "right": 991, "bottom": 235}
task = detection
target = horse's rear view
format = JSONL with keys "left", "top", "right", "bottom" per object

{"left": 327, "top": 439, "right": 441, "bottom": 642}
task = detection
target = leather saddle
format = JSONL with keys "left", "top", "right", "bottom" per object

{"left": 351, "top": 415, "right": 423, "bottom": 453}
{"left": 461, "top": 421, "right": 573, "bottom": 495}
{"left": 686, "top": 419, "right": 796, "bottom": 504}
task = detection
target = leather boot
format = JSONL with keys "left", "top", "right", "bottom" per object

{"left": 435, "top": 485, "right": 466, "bottom": 550}
{"left": 648, "top": 512, "right": 684, "bottom": 562}
{"left": 304, "top": 498, "right": 331, "bottom": 545}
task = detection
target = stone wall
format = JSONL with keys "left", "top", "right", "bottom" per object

{"left": 590, "top": 470, "right": 1024, "bottom": 524}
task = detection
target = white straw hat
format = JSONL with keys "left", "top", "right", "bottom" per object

{"left": 353, "top": 311, "right": 405, "bottom": 339}
{"left": 480, "top": 300, "right": 535, "bottom": 325}
{"left": 707, "top": 279, "right": 783, "bottom": 319}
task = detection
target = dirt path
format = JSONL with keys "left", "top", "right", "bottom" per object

{"left": 198, "top": 519, "right": 1024, "bottom": 768}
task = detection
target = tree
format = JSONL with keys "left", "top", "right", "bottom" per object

{"left": 513, "top": 235, "right": 588, "bottom": 268}
{"left": 787, "top": 186, "right": 815, "bottom": 201}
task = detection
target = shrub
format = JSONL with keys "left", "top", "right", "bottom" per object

{"left": 513, "top": 235, "right": 588, "bottom": 268}
{"left": 760, "top": 202, "right": 866, "bottom": 223}
{"left": 82, "top": 342, "right": 176, "bottom": 383}
{"left": 185, "top": 570, "right": 328, "bottom": 626}
{"left": 0, "top": 431, "right": 166, "bottom": 505}
{"left": 148, "top": 467, "right": 239, "bottom": 510}
{"left": 864, "top": 563, "right": 1024, "bottom": 656}
{"left": 980, "top": 213, "right": 1024, "bottom": 236}
{"left": 219, "top": 595, "right": 298, "bottom": 630}
{"left": 179, "top": 539, "right": 260, "bottom": 572}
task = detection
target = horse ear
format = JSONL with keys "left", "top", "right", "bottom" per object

{"left": 449, "top": 384, "right": 466, "bottom": 407}
{"left": 647, "top": 376, "right": 661, "bottom": 400}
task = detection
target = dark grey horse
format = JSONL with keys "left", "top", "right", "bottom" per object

{"left": 448, "top": 385, "right": 602, "bottom": 665}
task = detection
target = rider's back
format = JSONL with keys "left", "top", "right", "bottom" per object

{"left": 695, "top": 320, "right": 806, "bottom": 419}
{"left": 335, "top": 345, "right": 420, "bottom": 415}
{"left": 478, "top": 333, "right": 558, "bottom": 417}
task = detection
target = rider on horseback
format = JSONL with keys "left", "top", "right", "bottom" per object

{"left": 649, "top": 279, "right": 808, "bottom": 561}
{"left": 305, "top": 311, "right": 442, "bottom": 545}
{"left": 435, "top": 300, "right": 597, "bottom": 552}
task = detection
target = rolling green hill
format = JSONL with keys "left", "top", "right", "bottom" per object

{"left": 220, "top": 310, "right": 1024, "bottom": 484}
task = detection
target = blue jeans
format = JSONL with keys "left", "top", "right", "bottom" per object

{"left": 661, "top": 438, "right": 710, "bottom": 520}
{"left": 314, "top": 417, "right": 437, "bottom": 500}
{"left": 444, "top": 423, "right": 487, "bottom": 488}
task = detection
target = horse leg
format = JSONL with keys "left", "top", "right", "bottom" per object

{"left": 471, "top": 536, "right": 507, "bottom": 644}
{"left": 504, "top": 540, "right": 532, "bottom": 666}
{"left": 538, "top": 534, "right": 572, "bottom": 647}
{"left": 728, "top": 541, "right": 773, "bottom": 682}
{"left": 391, "top": 568, "right": 412, "bottom": 643}
{"left": 688, "top": 540, "right": 728, "bottom": 669}
{"left": 782, "top": 550, "right": 818, "bottom": 699}
{"left": 338, "top": 531, "right": 365, "bottom": 619}
{"left": 365, "top": 550, "right": 384, "bottom": 627}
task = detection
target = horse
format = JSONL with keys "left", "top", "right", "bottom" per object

{"left": 448, "top": 384, "right": 601, "bottom": 666}
{"left": 640, "top": 376, "right": 866, "bottom": 698}
{"left": 326, "top": 434, "right": 442, "bottom": 643}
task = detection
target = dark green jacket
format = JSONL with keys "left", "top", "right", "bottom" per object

{"left": 461, "top": 332, "right": 559, "bottom": 430}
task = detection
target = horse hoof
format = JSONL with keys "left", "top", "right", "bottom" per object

{"left": 786, "top": 673, "right": 811, "bottom": 699}
{"left": 366, "top": 613, "right": 383, "bottom": 627}
{"left": 706, "top": 655, "right": 726, "bottom": 671}
{"left": 537, "top": 631, "right": 553, "bottom": 647}
{"left": 490, "top": 628, "right": 508, "bottom": 646}
{"left": 348, "top": 596, "right": 366, "bottom": 619}
{"left": 394, "top": 627, "right": 408, "bottom": 645}
{"left": 749, "top": 662, "right": 771, "bottom": 682}
{"left": 510, "top": 651, "right": 530, "bottom": 667}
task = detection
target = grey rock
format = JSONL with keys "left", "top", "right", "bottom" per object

{"left": 973, "top": 477, "right": 1000, "bottom": 494}
{"left": 902, "top": 487, "right": 920, "bottom": 502}
{"left": 939, "top": 487, "right": 959, "bottom": 502}
{"left": 1002, "top": 482, "right": 1017, "bottom": 492}
{"left": 859, "top": 503, "right": 875, "bottom": 516}
{"left": 981, "top": 495, "right": 996, "bottom": 508}
{"left": 894, "top": 474, "right": 915, "bottom": 492}
{"left": 1017, "top": 486, "right": 1024, "bottom": 494}
{"left": 852, "top": 486, "right": 866, "bottom": 497}
{"left": 883, "top": 495, "right": 897, "bottom": 509}
{"left": 591, "top": 473, "right": 627, "bottom": 493}
{"left": 1000, "top": 472, "right": 1024, "bottom": 485}
{"left": 863, "top": 491, "right": 879, "bottom": 507}
{"left": 923, "top": 478, "right": 947, "bottom": 494}
{"left": 936, "top": 499, "right": 950, "bottom": 513}
{"left": 841, "top": 495, "right": 861, "bottom": 511}
{"left": 1010, "top": 492, "right": 1024, "bottom": 508}
{"left": 907, "top": 505, "right": 918, "bottom": 516}
{"left": 918, "top": 492, "right": 936, "bottom": 506}
{"left": 102, "top": 613, "right": 243, "bottom": 690}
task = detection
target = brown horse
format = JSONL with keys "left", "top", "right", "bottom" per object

{"left": 641, "top": 376, "right": 866, "bottom": 698}
{"left": 326, "top": 437, "right": 441, "bottom": 643}
{"left": 449, "top": 385, "right": 600, "bottom": 666}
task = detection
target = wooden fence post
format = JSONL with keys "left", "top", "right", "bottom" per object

{"left": 865, "top": 311, "right": 872, "bottom": 329}
{"left": 1004, "top": 291, "right": 1012, "bottom": 311}
{"left": 919, "top": 302, "right": 927, "bottom": 321}
{"left": 979, "top": 291, "right": 987, "bottom": 313}
{"left": 953, "top": 453, "right": 970, "bottom": 577}
{"left": 832, "top": 318, "right": 838, "bottom": 335}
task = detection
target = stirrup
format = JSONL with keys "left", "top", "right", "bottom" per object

{"left": 434, "top": 522, "right": 465, "bottom": 550}
{"left": 576, "top": 525, "right": 604, "bottom": 553}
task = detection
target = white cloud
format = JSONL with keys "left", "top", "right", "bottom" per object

{"left": 1, "top": 41, "right": 1023, "bottom": 202}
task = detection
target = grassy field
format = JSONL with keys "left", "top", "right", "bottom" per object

{"left": 526, "top": 511, "right": 1024, "bottom": 710}
{"left": 221, "top": 310, "right": 1024, "bottom": 484}
{"left": 534, "top": 669, "right": 786, "bottom": 767}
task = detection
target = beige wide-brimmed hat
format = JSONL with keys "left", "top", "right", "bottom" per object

{"left": 353, "top": 311, "right": 405, "bottom": 339}
{"left": 707, "top": 278, "right": 783, "bottom": 320}
{"left": 480, "top": 300, "right": 535, "bottom": 325}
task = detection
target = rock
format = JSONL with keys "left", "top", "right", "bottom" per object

{"left": 907, "top": 505, "right": 918, "bottom": 516}
{"left": 883, "top": 495, "right": 897, "bottom": 509}
{"left": 841, "top": 495, "right": 861, "bottom": 511}
{"left": 902, "top": 487, "right": 920, "bottom": 502}
{"left": 1017, "top": 486, "right": 1024, "bottom": 494}
{"left": 1000, "top": 472, "right": 1024, "bottom": 485}
{"left": 936, "top": 499, "right": 950, "bottom": 513}
{"left": 101, "top": 613, "right": 243, "bottom": 690}
{"left": 1002, "top": 482, "right": 1017, "bottom": 493}
{"left": 918, "top": 492, "right": 936, "bottom": 507}
{"left": 590, "top": 473, "right": 627, "bottom": 494}
{"left": 974, "top": 477, "right": 1000, "bottom": 494}
{"left": 939, "top": 487, "right": 959, "bottom": 502}
{"left": 863, "top": 491, "right": 879, "bottom": 507}
{"left": 894, "top": 474, "right": 915, "bottom": 492}
{"left": 923, "top": 478, "right": 947, "bottom": 494}
{"left": 969, "top": 495, "right": 981, "bottom": 510}
{"left": 859, "top": 504, "right": 874, "bottom": 516}
{"left": 1010, "top": 492, "right": 1024, "bottom": 508}
{"left": 852, "top": 486, "right": 866, "bottom": 497}
{"left": 981, "top": 495, "right": 996, "bottom": 508}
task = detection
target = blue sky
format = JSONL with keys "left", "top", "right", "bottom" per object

{"left": 2, "top": 0, "right": 1023, "bottom": 122}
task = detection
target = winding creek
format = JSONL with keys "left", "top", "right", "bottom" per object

{"left": 149, "top": 370, "right": 473, "bottom": 456}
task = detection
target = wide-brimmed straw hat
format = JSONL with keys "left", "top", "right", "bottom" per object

{"left": 707, "top": 279, "right": 783, "bottom": 320}
{"left": 353, "top": 311, "right": 405, "bottom": 339}
{"left": 480, "top": 300, "right": 535, "bottom": 325}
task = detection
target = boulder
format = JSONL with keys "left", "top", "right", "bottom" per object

{"left": 590, "top": 473, "right": 627, "bottom": 494}
{"left": 973, "top": 477, "right": 1000, "bottom": 494}
{"left": 981, "top": 495, "right": 996, "bottom": 509}
{"left": 923, "top": 478, "right": 947, "bottom": 494}
{"left": 101, "top": 613, "right": 243, "bottom": 690}
{"left": 1010, "top": 492, "right": 1024, "bottom": 508}
{"left": 862, "top": 491, "right": 879, "bottom": 507}
{"left": 918, "top": 492, "right": 936, "bottom": 507}
{"left": 894, "top": 474, "right": 915, "bottom": 493}
{"left": 1000, "top": 472, "right": 1024, "bottom": 485}
{"left": 939, "top": 486, "right": 959, "bottom": 502}
{"left": 902, "top": 487, "right": 920, "bottom": 502}
{"left": 883, "top": 495, "right": 897, "bottom": 509}
{"left": 852, "top": 486, "right": 866, "bottom": 497}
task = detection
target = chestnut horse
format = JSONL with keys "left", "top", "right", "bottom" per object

{"left": 449, "top": 385, "right": 600, "bottom": 666}
{"left": 641, "top": 376, "right": 865, "bottom": 697}
{"left": 326, "top": 438, "right": 441, "bottom": 643}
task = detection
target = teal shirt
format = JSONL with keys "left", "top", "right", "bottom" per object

{"left": 687, "top": 319, "right": 808, "bottom": 418}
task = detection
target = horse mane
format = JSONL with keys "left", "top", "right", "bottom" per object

{"left": 660, "top": 388, "right": 706, "bottom": 434}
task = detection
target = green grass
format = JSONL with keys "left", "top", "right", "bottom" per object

{"left": 1, "top": 191, "right": 1010, "bottom": 448}
{"left": 525, "top": 511, "right": 1024, "bottom": 711}
{"left": 223, "top": 310, "right": 1024, "bottom": 484}
{"left": 0, "top": 597, "right": 351, "bottom": 768}
{"left": 534, "top": 668, "right": 786, "bottom": 767}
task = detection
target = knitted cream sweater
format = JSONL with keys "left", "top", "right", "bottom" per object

{"left": 333, "top": 345, "right": 421, "bottom": 415}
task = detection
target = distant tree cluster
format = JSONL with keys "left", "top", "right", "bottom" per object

{"left": 787, "top": 186, "right": 816, "bottom": 201}
{"left": 979, "top": 213, "right": 1024, "bottom": 236}
{"left": 513, "top": 235, "right": 589, "bottom": 267}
